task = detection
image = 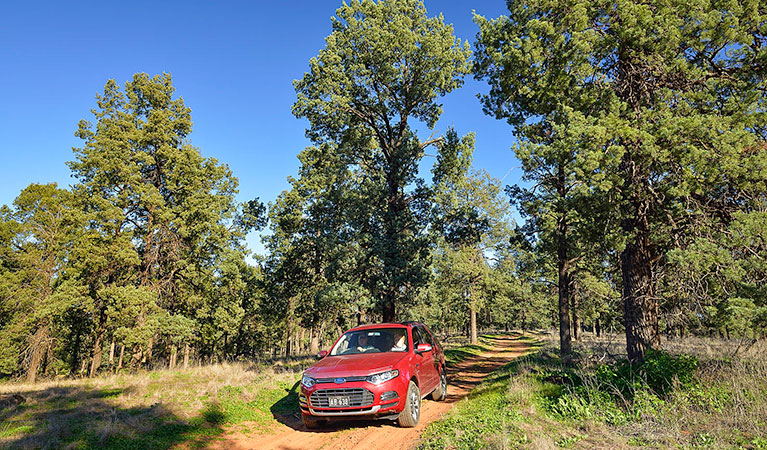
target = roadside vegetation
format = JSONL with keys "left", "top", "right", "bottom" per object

{"left": 0, "top": 335, "right": 490, "bottom": 449}
{"left": 420, "top": 332, "right": 767, "bottom": 450}
{"left": 0, "top": 357, "right": 312, "bottom": 450}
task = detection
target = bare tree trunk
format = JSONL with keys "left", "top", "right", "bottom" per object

{"left": 89, "top": 327, "right": 106, "bottom": 378}
{"left": 117, "top": 345, "right": 124, "bottom": 372}
{"left": 621, "top": 222, "right": 659, "bottom": 361}
{"left": 108, "top": 340, "right": 115, "bottom": 368}
{"left": 26, "top": 327, "right": 49, "bottom": 383}
{"left": 284, "top": 324, "right": 292, "bottom": 357}
{"left": 595, "top": 316, "right": 601, "bottom": 337}
{"left": 79, "top": 357, "right": 88, "bottom": 376}
{"left": 558, "top": 229, "right": 572, "bottom": 356}
{"left": 470, "top": 307, "right": 478, "bottom": 345}
{"left": 169, "top": 345, "right": 177, "bottom": 369}
{"left": 144, "top": 336, "right": 154, "bottom": 367}
{"left": 556, "top": 162, "right": 573, "bottom": 356}
{"left": 131, "top": 345, "right": 142, "bottom": 369}
{"left": 382, "top": 299, "right": 395, "bottom": 323}
{"left": 571, "top": 295, "right": 579, "bottom": 341}
{"left": 310, "top": 327, "right": 320, "bottom": 354}
{"left": 183, "top": 343, "right": 190, "bottom": 368}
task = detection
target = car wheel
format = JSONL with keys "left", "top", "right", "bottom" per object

{"left": 302, "top": 413, "right": 325, "bottom": 429}
{"left": 397, "top": 381, "right": 421, "bottom": 428}
{"left": 430, "top": 368, "right": 447, "bottom": 401}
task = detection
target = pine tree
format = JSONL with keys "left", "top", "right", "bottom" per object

{"left": 293, "top": 0, "right": 471, "bottom": 321}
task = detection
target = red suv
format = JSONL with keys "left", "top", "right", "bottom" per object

{"left": 299, "top": 322, "right": 447, "bottom": 428}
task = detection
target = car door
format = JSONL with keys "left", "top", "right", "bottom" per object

{"left": 412, "top": 326, "right": 437, "bottom": 392}
{"left": 418, "top": 325, "right": 441, "bottom": 389}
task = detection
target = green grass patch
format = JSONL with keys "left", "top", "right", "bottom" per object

{"left": 422, "top": 335, "right": 767, "bottom": 449}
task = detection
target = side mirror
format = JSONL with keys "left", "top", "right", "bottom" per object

{"left": 317, "top": 350, "right": 328, "bottom": 359}
{"left": 415, "top": 343, "right": 432, "bottom": 354}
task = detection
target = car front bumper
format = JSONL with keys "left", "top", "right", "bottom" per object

{"left": 299, "top": 379, "right": 407, "bottom": 418}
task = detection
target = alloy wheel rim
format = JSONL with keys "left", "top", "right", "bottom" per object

{"left": 410, "top": 389, "right": 419, "bottom": 420}
{"left": 441, "top": 372, "right": 446, "bottom": 394}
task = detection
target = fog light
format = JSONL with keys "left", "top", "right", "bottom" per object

{"left": 381, "top": 391, "right": 399, "bottom": 401}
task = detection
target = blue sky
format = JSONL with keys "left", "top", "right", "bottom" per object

{"left": 0, "top": 0, "right": 520, "bottom": 257}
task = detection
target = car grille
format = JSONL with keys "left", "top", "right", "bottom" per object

{"left": 310, "top": 388, "right": 374, "bottom": 408}
{"left": 316, "top": 376, "right": 367, "bottom": 383}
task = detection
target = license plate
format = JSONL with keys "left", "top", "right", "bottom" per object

{"left": 329, "top": 397, "right": 350, "bottom": 407}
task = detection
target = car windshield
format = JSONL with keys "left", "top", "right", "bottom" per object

{"left": 330, "top": 328, "right": 409, "bottom": 355}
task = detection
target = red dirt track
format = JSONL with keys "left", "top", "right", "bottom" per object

{"left": 209, "top": 335, "right": 531, "bottom": 450}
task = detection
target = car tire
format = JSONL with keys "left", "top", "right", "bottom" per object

{"left": 302, "top": 413, "right": 325, "bottom": 429}
{"left": 397, "top": 381, "right": 421, "bottom": 428}
{"left": 430, "top": 368, "right": 447, "bottom": 401}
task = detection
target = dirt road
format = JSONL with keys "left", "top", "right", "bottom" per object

{"left": 209, "top": 335, "right": 531, "bottom": 450}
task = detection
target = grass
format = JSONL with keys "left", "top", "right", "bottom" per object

{"left": 442, "top": 335, "right": 495, "bottom": 365}
{"left": 419, "top": 331, "right": 767, "bottom": 450}
{"left": 0, "top": 357, "right": 315, "bottom": 450}
{"left": 0, "top": 333, "right": 491, "bottom": 449}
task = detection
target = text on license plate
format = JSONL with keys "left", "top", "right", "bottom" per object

{"left": 329, "top": 397, "right": 350, "bottom": 407}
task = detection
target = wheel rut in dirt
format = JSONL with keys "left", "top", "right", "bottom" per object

{"left": 209, "top": 334, "right": 531, "bottom": 450}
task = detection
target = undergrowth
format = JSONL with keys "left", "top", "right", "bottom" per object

{"left": 419, "top": 332, "right": 767, "bottom": 450}
{"left": 0, "top": 362, "right": 308, "bottom": 450}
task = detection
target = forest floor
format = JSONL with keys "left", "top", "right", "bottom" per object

{"left": 201, "top": 334, "right": 535, "bottom": 450}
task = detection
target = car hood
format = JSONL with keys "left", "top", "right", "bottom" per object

{"left": 305, "top": 352, "right": 408, "bottom": 378}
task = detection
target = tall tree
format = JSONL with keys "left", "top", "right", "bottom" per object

{"left": 475, "top": 0, "right": 767, "bottom": 360}
{"left": 293, "top": 0, "right": 471, "bottom": 321}
{"left": 0, "top": 184, "right": 84, "bottom": 381}
{"left": 431, "top": 130, "right": 513, "bottom": 343}
{"left": 69, "top": 73, "right": 260, "bottom": 374}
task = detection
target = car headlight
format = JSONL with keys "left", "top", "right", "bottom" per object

{"left": 367, "top": 370, "right": 399, "bottom": 385}
{"left": 301, "top": 375, "right": 316, "bottom": 388}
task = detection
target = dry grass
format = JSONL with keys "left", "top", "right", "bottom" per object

{"left": 0, "top": 357, "right": 315, "bottom": 450}
{"left": 533, "top": 330, "right": 767, "bottom": 449}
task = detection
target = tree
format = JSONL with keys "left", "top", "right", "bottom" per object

{"left": 69, "top": 73, "right": 261, "bottom": 374}
{"left": 431, "top": 130, "right": 514, "bottom": 343}
{"left": 475, "top": 0, "right": 767, "bottom": 360}
{"left": 293, "top": 0, "right": 472, "bottom": 321}
{"left": 264, "top": 143, "right": 367, "bottom": 355}
{"left": 0, "top": 184, "right": 84, "bottom": 381}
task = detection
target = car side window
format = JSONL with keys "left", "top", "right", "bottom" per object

{"left": 418, "top": 326, "right": 434, "bottom": 347}
{"left": 411, "top": 327, "right": 425, "bottom": 347}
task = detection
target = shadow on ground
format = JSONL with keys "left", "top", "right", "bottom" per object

{"left": 268, "top": 380, "right": 400, "bottom": 434}
{"left": 0, "top": 385, "right": 224, "bottom": 450}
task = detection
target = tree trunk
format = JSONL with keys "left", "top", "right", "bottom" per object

{"left": 382, "top": 299, "right": 395, "bottom": 323}
{"left": 183, "top": 343, "right": 190, "bottom": 368}
{"left": 117, "top": 345, "right": 124, "bottom": 371}
{"left": 571, "top": 295, "right": 579, "bottom": 341}
{"left": 89, "top": 327, "right": 106, "bottom": 378}
{"left": 79, "top": 357, "right": 88, "bottom": 376}
{"left": 621, "top": 226, "right": 659, "bottom": 361}
{"left": 310, "top": 327, "right": 320, "bottom": 354}
{"left": 169, "top": 345, "right": 177, "bottom": 369}
{"left": 557, "top": 232, "right": 572, "bottom": 356}
{"left": 556, "top": 162, "right": 573, "bottom": 356}
{"left": 470, "top": 306, "right": 478, "bottom": 344}
{"left": 595, "top": 316, "right": 601, "bottom": 337}
{"left": 108, "top": 340, "right": 115, "bottom": 368}
{"left": 132, "top": 345, "right": 142, "bottom": 368}
{"left": 26, "top": 327, "right": 49, "bottom": 383}
{"left": 142, "top": 336, "right": 154, "bottom": 367}
{"left": 285, "top": 325, "right": 292, "bottom": 357}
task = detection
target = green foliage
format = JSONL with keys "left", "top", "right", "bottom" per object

{"left": 293, "top": 0, "right": 472, "bottom": 320}
{"left": 475, "top": 0, "right": 767, "bottom": 359}
{"left": 0, "top": 73, "right": 269, "bottom": 379}
{"left": 591, "top": 350, "right": 699, "bottom": 398}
